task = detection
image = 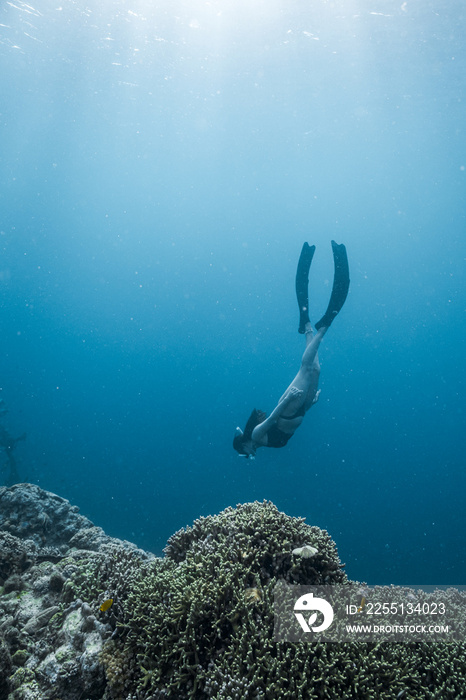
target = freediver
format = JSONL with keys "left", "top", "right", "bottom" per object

{"left": 233, "top": 241, "right": 350, "bottom": 458}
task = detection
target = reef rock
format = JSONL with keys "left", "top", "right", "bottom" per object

{"left": 0, "top": 483, "right": 143, "bottom": 555}
{"left": 0, "top": 483, "right": 152, "bottom": 700}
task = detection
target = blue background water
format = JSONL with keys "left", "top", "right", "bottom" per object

{"left": 0, "top": 0, "right": 465, "bottom": 585}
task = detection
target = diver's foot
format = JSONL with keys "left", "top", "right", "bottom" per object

{"left": 303, "top": 322, "right": 315, "bottom": 347}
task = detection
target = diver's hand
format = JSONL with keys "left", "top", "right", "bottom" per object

{"left": 287, "top": 386, "right": 304, "bottom": 400}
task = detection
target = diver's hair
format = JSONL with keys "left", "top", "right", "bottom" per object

{"left": 233, "top": 433, "right": 248, "bottom": 455}
{"left": 233, "top": 408, "right": 266, "bottom": 456}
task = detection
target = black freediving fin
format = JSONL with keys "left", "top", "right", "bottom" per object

{"left": 296, "top": 242, "right": 316, "bottom": 334}
{"left": 315, "top": 240, "right": 350, "bottom": 330}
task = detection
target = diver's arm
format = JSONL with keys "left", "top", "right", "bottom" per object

{"left": 251, "top": 387, "right": 303, "bottom": 442}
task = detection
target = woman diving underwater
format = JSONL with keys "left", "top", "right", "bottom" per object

{"left": 233, "top": 241, "right": 350, "bottom": 459}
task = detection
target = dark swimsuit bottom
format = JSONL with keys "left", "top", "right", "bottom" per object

{"left": 266, "top": 404, "right": 306, "bottom": 448}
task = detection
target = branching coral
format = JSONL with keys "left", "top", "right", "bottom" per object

{"left": 102, "top": 500, "right": 347, "bottom": 699}
{"left": 101, "top": 501, "right": 466, "bottom": 700}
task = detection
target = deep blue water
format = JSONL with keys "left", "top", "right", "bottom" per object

{"left": 0, "top": 0, "right": 465, "bottom": 585}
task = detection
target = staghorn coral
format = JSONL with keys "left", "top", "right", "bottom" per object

{"left": 61, "top": 544, "right": 148, "bottom": 612}
{"left": 102, "top": 501, "right": 466, "bottom": 700}
{"left": 102, "top": 500, "right": 348, "bottom": 699}
{"left": 163, "top": 500, "right": 346, "bottom": 585}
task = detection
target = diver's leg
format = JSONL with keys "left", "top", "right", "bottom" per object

{"left": 303, "top": 321, "right": 315, "bottom": 348}
{"left": 296, "top": 243, "right": 316, "bottom": 334}
{"left": 278, "top": 326, "right": 326, "bottom": 406}
{"left": 315, "top": 240, "right": 350, "bottom": 330}
{"left": 300, "top": 322, "right": 322, "bottom": 408}
{"left": 300, "top": 326, "right": 326, "bottom": 372}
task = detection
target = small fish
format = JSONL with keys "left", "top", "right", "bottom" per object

{"left": 99, "top": 598, "right": 114, "bottom": 612}
{"left": 357, "top": 595, "right": 366, "bottom": 613}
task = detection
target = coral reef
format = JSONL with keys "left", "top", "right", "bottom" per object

{"left": 1, "top": 484, "right": 466, "bottom": 699}
{"left": 0, "top": 484, "right": 151, "bottom": 700}
{"left": 105, "top": 500, "right": 347, "bottom": 699}
{"left": 0, "top": 483, "right": 144, "bottom": 554}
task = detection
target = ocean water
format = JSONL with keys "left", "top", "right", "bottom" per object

{"left": 0, "top": 0, "right": 464, "bottom": 586}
